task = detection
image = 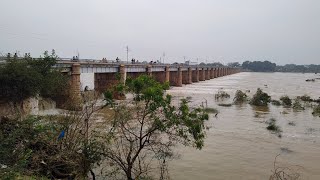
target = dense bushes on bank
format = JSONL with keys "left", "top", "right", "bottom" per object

{"left": 0, "top": 51, "right": 69, "bottom": 103}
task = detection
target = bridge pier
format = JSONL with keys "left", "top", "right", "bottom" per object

{"left": 188, "top": 67, "right": 193, "bottom": 84}
{"left": 192, "top": 67, "right": 199, "bottom": 82}
{"left": 69, "top": 63, "right": 82, "bottom": 108}
{"left": 205, "top": 68, "right": 210, "bottom": 80}
{"left": 165, "top": 66, "right": 170, "bottom": 82}
{"left": 199, "top": 68, "right": 205, "bottom": 81}
{"left": 169, "top": 67, "right": 182, "bottom": 87}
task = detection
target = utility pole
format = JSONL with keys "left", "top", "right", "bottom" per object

{"left": 162, "top": 52, "right": 165, "bottom": 64}
{"left": 126, "top": 46, "right": 129, "bottom": 64}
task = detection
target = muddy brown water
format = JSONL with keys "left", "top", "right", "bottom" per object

{"left": 165, "top": 72, "right": 320, "bottom": 180}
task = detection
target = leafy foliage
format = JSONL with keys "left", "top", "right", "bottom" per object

{"left": 104, "top": 75, "right": 209, "bottom": 179}
{"left": 250, "top": 88, "right": 271, "bottom": 106}
{"left": 242, "top": 61, "right": 276, "bottom": 72}
{"left": 0, "top": 50, "right": 69, "bottom": 103}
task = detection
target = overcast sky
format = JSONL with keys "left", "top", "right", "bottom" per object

{"left": 0, "top": 0, "right": 319, "bottom": 65}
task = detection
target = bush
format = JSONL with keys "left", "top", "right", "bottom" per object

{"left": 312, "top": 105, "right": 320, "bottom": 116}
{"left": 250, "top": 88, "right": 271, "bottom": 106}
{"left": 280, "top": 95, "right": 292, "bottom": 107}
{"left": 0, "top": 51, "right": 69, "bottom": 103}
{"left": 0, "top": 113, "right": 106, "bottom": 179}
{"left": 233, "top": 90, "right": 248, "bottom": 104}
{"left": 292, "top": 98, "right": 305, "bottom": 111}
{"left": 298, "top": 95, "right": 313, "bottom": 102}
{"left": 271, "top": 100, "right": 281, "bottom": 106}
{"left": 266, "top": 118, "right": 282, "bottom": 138}
{"left": 214, "top": 90, "right": 230, "bottom": 100}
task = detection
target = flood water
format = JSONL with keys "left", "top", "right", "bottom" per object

{"left": 166, "top": 72, "right": 320, "bottom": 180}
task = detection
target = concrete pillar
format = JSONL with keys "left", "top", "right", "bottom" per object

{"left": 119, "top": 64, "right": 126, "bottom": 85}
{"left": 177, "top": 67, "right": 182, "bottom": 87}
{"left": 205, "top": 68, "right": 210, "bottom": 80}
{"left": 196, "top": 67, "right": 200, "bottom": 82}
{"left": 146, "top": 65, "right": 152, "bottom": 76}
{"left": 70, "top": 63, "right": 82, "bottom": 108}
{"left": 165, "top": 66, "right": 170, "bottom": 82}
{"left": 188, "top": 67, "right": 192, "bottom": 84}
{"left": 199, "top": 68, "right": 205, "bottom": 81}
{"left": 210, "top": 68, "right": 214, "bottom": 79}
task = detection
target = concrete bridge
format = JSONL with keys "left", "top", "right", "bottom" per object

{"left": 55, "top": 61, "right": 240, "bottom": 103}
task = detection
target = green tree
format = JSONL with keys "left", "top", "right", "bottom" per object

{"left": 0, "top": 50, "right": 68, "bottom": 104}
{"left": 103, "top": 75, "right": 209, "bottom": 180}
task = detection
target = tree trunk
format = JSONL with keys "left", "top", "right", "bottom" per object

{"left": 126, "top": 165, "right": 134, "bottom": 180}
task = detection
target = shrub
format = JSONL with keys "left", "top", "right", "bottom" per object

{"left": 233, "top": 90, "right": 248, "bottom": 104}
{"left": 312, "top": 105, "right": 320, "bottom": 116}
{"left": 266, "top": 118, "right": 282, "bottom": 138}
{"left": 0, "top": 111, "right": 106, "bottom": 179}
{"left": 298, "top": 95, "right": 313, "bottom": 102}
{"left": 271, "top": 100, "right": 281, "bottom": 106}
{"left": 280, "top": 95, "right": 292, "bottom": 107}
{"left": 214, "top": 90, "right": 230, "bottom": 100}
{"left": 250, "top": 88, "right": 271, "bottom": 106}
{"left": 292, "top": 98, "right": 305, "bottom": 111}
{"left": 0, "top": 51, "right": 69, "bottom": 103}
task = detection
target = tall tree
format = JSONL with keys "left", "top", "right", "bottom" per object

{"left": 104, "top": 75, "right": 209, "bottom": 180}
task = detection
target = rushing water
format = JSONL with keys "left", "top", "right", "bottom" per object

{"left": 166, "top": 72, "right": 320, "bottom": 180}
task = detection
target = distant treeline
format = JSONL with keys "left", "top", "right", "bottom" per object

{"left": 227, "top": 61, "right": 320, "bottom": 73}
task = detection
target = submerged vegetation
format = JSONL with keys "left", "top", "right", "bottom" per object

{"left": 250, "top": 88, "right": 271, "bottom": 106}
{"left": 203, "top": 107, "right": 218, "bottom": 114}
{"left": 266, "top": 118, "right": 282, "bottom": 138}
{"left": 312, "top": 105, "right": 320, "bottom": 116}
{"left": 280, "top": 95, "right": 292, "bottom": 107}
{"left": 233, "top": 90, "right": 248, "bottom": 104}
{"left": 292, "top": 98, "right": 305, "bottom": 111}
{"left": 298, "top": 95, "right": 313, "bottom": 102}
{"left": 271, "top": 100, "right": 281, "bottom": 106}
{"left": 218, "top": 103, "right": 232, "bottom": 107}
{"left": 214, "top": 90, "right": 230, "bottom": 100}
